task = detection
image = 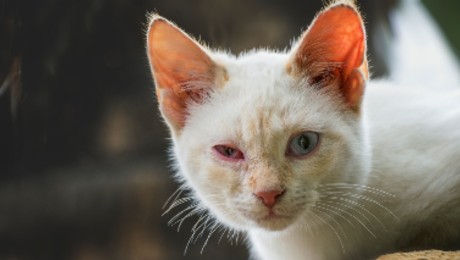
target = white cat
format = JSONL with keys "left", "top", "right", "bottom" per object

{"left": 146, "top": 1, "right": 460, "bottom": 259}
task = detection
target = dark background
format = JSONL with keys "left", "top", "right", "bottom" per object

{"left": 1, "top": 0, "right": 459, "bottom": 259}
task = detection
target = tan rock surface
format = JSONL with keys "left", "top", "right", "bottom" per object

{"left": 377, "top": 250, "right": 460, "bottom": 260}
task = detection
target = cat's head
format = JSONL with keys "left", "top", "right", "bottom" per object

{"left": 147, "top": 1, "right": 371, "bottom": 232}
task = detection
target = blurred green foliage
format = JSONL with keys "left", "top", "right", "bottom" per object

{"left": 423, "top": 0, "right": 460, "bottom": 59}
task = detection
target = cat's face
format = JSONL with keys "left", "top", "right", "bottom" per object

{"left": 176, "top": 53, "right": 369, "bottom": 231}
{"left": 147, "top": 3, "right": 370, "bottom": 231}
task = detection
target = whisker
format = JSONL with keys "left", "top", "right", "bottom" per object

{"left": 162, "top": 186, "right": 185, "bottom": 210}
{"left": 228, "top": 229, "right": 240, "bottom": 246}
{"left": 162, "top": 197, "right": 193, "bottom": 216}
{"left": 317, "top": 202, "right": 376, "bottom": 238}
{"left": 321, "top": 192, "right": 399, "bottom": 221}
{"left": 174, "top": 207, "right": 202, "bottom": 231}
{"left": 302, "top": 221, "right": 315, "bottom": 237}
{"left": 314, "top": 203, "right": 354, "bottom": 229}
{"left": 185, "top": 212, "right": 209, "bottom": 255}
{"left": 167, "top": 204, "right": 197, "bottom": 226}
{"left": 217, "top": 228, "right": 227, "bottom": 244}
{"left": 184, "top": 230, "right": 195, "bottom": 255}
{"left": 319, "top": 183, "right": 395, "bottom": 198}
{"left": 311, "top": 211, "right": 345, "bottom": 253}
{"left": 234, "top": 230, "right": 241, "bottom": 245}
{"left": 312, "top": 207, "right": 348, "bottom": 239}
{"left": 323, "top": 197, "right": 387, "bottom": 231}
{"left": 349, "top": 194, "right": 400, "bottom": 221}
{"left": 191, "top": 213, "right": 208, "bottom": 233}
{"left": 194, "top": 216, "right": 213, "bottom": 243}
{"left": 305, "top": 212, "right": 322, "bottom": 235}
{"left": 200, "top": 222, "right": 221, "bottom": 254}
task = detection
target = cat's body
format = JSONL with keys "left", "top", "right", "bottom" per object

{"left": 146, "top": 1, "right": 460, "bottom": 259}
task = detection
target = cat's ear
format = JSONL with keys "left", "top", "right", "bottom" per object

{"left": 288, "top": 2, "right": 368, "bottom": 111}
{"left": 146, "top": 15, "right": 227, "bottom": 133}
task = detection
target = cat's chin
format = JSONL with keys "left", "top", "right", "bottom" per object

{"left": 254, "top": 212, "right": 297, "bottom": 231}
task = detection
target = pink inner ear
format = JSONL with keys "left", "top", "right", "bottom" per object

{"left": 147, "top": 18, "right": 217, "bottom": 130}
{"left": 292, "top": 4, "right": 367, "bottom": 110}
{"left": 148, "top": 21, "right": 215, "bottom": 90}
{"left": 296, "top": 5, "right": 366, "bottom": 74}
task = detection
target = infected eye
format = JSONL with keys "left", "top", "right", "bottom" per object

{"left": 286, "top": 131, "right": 320, "bottom": 157}
{"left": 213, "top": 145, "right": 244, "bottom": 161}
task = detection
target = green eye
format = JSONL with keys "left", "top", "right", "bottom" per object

{"left": 286, "top": 131, "right": 320, "bottom": 157}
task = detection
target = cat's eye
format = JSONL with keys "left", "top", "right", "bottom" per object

{"left": 213, "top": 145, "right": 244, "bottom": 161}
{"left": 286, "top": 131, "right": 320, "bottom": 157}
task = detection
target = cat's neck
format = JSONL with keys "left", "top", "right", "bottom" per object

{"left": 249, "top": 209, "right": 397, "bottom": 260}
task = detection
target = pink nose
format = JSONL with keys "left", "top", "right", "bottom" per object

{"left": 254, "top": 189, "right": 285, "bottom": 208}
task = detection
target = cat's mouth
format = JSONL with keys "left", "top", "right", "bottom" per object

{"left": 233, "top": 194, "right": 309, "bottom": 231}
{"left": 254, "top": 210, "right": 296, "bottom": 231}
{"left": 259, "top": 210, "right": 284, "bottom": 221}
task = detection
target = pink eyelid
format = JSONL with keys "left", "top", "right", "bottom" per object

{"left": 212, "top": 144, "right": 245, "bottom": 162}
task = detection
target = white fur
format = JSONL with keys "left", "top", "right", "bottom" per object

{"left": 171, "top": 52, "right": 460, "bottom": 259}
{"left": 247, "top": 79, "right": 460, "bottom": 260}
{"left": 155, "top": 2, "right": 460, "bottom": 260}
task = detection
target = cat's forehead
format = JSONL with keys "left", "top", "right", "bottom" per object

{"left": 212, "top": 50, "right": 295, "bottom": 102}
{"left": 214, "top": 50, "right": 289, "bottom": 80}
{"left": 185, "top": 51, "right": 341, "bottom": 146}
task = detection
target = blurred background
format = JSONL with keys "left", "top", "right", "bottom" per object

{"left": 0, "top": 0, "right": 459, "bottom": 259}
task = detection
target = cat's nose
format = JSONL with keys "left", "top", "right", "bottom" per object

{"left": 254, "top": 189, "right": 285, "bottom": 208}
